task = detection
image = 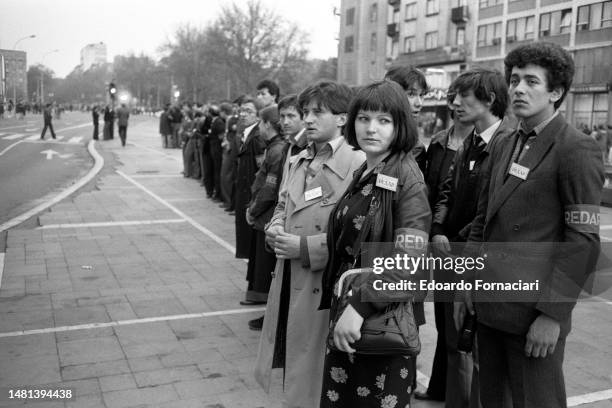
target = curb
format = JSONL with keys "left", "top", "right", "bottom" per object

{"left": 0, "top": 140, "right": 105, "bottom": 233}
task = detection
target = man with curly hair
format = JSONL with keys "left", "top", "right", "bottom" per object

{"left": 455, "top": 42, "right": 604, "bottom": 408}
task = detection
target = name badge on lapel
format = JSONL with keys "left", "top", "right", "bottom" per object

{"left": 304, "top": 186, "right": 323, "bottom": 201}
{"left": 508, "top": 163, "right": 529, "bottom": 180}
{"left": 469, "top": 161, "right": 475, "bottom": 171}
{"left": 376, "top": 174, "right": 398, "bottom": 192}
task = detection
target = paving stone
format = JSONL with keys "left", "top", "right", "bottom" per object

{"left": 53, "top": 306, "right": 110, "bottom": 327}
{"left": 102, "top": 384, "right": 178, "bottom": 408}
{"left": 99, "top": 373, "right": 137, "bottom": 392}
{"left": 0, "top": 295, "right": 52, "bottom": 313}
{"left": 0, "top": 354, "right": 61, "bottom": 386}
{"left": 0, "top": 333, "right": 57, "bottom": 360}
{"left": 133, "top": 365, "right": 202, "bottom": 387}
{"left": 58, "top": 337, "right": 124, "bottom": 366}
{"left": 173, "top": 376, "right": 247, "bottom": 399}
{"left": 61, "top": 359, "right": 131, "bottom": 382}
{"left": 122, "top": 340, "right": 186, "bottom": 359}
{"left": 127, "top": 356, "right": 164, "bottom": 373}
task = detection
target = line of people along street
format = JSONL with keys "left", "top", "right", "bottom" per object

{"left": 170, "top": 41, "right": 603, "bottom": 408}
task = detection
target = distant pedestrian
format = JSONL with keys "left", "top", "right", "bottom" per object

{"left": 0, "top": 102, "right": 4, "bottom": 119}
{"left": 40, "top": 103, "right": 56, "bottom": 140}
{"left": 116, "top": 103, "right": 130, "bottom": 147}
{"left": 159, "top": 104, "right": 172, "bottom": 148}
{"left": 103, "top": 105, "right": 114, "bottom": 140}
{"left": 92, "top": 105, "right": 100, "bottom": 140}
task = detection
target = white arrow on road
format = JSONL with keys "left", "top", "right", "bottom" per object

{"left": 41, "top": 149, "right": 60, "bottom": 159}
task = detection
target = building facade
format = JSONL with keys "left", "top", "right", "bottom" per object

{"left": 337, "top": 0, "right": 390, "bottom": 85}
{"left": 338, "top": 0, "right": 612, "bottom": 133}
{"left": 80, "top": 42, "right": 107, "bottom": 72}
{"left": 338, "top": 0, "right": 478, "bottom": 133}
{"left": 472, "top": 0, "right": 612, "bottom": 131}
{"left": 0, "top": 49, "right": 28, "bottom": 103}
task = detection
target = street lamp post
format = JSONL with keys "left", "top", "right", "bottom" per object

{"left": 12, "top": 34, "right": 36, "bottom": 103}
{"left": 40, "top": 49, "right": 59, "bottom": 104}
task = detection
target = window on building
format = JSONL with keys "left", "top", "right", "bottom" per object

{"left": 391, "top": 40, "right": 399, "bottom": 59}
{"left": 405, "top": 2, "right": 417, "bottom": 20}
{"left": 477, "top": 22, "right": 502, "bottom": 46}
{"left": 370, "top": 33, "right": 377, "bottom": 52}
{"left": 573, "top": 93, "right": 609, "bottom": 130}
{"left": 404, "top": 36, "right": 416, "bottom": 53}
{"left": 345, "top": 36, "right": 354, "bottom": 53}
{"left": 576, "top": 1, "right": 612, "bottom": 31}
{"left": 393, "top": 7, "right": 400, "bottom": 23}
{"left": 578, "top": 5, "right": 590, "bottom": 30}
{"left": 456, "top": 27, "right": 465, "bottom": 46}
{"left": 560, "top": 9, "right": 573, "bottom": 33}
{"left": 369, "top": 3, "right": 378, "bottom": 23}
{"left": 425, "top": 31, "right": 439, "bottom": 49}
{"left": 346, "top": 7, "right": 355, "bottom": 26}
{"left": 507, "top": 19, "right": 517, "bottom": 42}
{"left": 477, "top": 25, "right": 487, "bottom": 47}
{"left": 479, "top": 0, "right": 502, "bottom": 9}
{"left": 603, "top": 1, "right": 612, "bottom": 27}
{"left": 540, "top": 13, "right": 551, "bottom": 37}
{"left": 525, "top": 16, "right": 535, "bottom": 39}
{"left": 426, "top": 0, "right": 439, "bottom": 15}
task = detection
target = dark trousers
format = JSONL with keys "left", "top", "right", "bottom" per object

{"left": 202, "top": 152, "right": 214, "bottom": 196}
{"left": 41, "top": 122, "right": 56, "bottom": 139}
{"left": 210, "top": 141, "right": 223, "bottom": 198}
{"left": 220, "top": 150, "right": 236, "bottom": 208}
{"left": 445, "top": 302, "right": 480, "bottom": 408}
{"left": 425, "top": 301, "right": 447, "bottom": 399}
{"left": 478, "top": 323, "right": 566, "bottom": 408}
{"left": 183, "top": 138, "right": 198, "bottom": 178}
{"left": 93, "top": 122, "right": 99, "bottom": 140}
{"left": 118, "top": 125, "right": 127, "bottom": 146}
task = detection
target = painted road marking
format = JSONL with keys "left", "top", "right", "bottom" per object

{"left": 0, "top": 140, "right": 104, "bottom": 233}
{"left": 567, "top": 389, "right": 612, "bottom": 406}
{"left": 117, "top": 170, "right": 237, "bottom": 254}
{"left": 0, "top": 253, "right": 4, "bottom": 292}
{"left": 0, "top": 307, "right": 266, "bottom": 338}
{"left": 0, "top": 140, "right": 24, "bottom": 157}
{"left": 25, "top": 128, "right": 38, "bottom": 131}
{"left": 38, "top": 219, "right": 187, "bottom": 229}
{"left": 26, "top": 134, "right": 40, "bottom": 141}
{"left": 0, "top": 133, "right": 5, "bottom": 136}
{"left": 2, "top": 133, "right": 25, "bottom": 140}
{"left": 131, "top": 174, "right": 183, "bottom": 178}
{"left": 67, "top": 136, "right": 83, "bottom": 144}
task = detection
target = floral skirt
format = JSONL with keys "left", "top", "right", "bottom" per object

{"left": 320, "top": 348, "right": 414, "bottom": 408}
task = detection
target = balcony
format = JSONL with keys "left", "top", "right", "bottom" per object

{"left": 388, "top": 0, "right": 400, "bottom": 9}
{"left": 451, "top": 6, "right": 469, "bottom": 24}
{"left": 395, "top": 45, "right": 467, "bottom": 67}
{"left": 387, "top": 23, "right": 399, "bottom": 39}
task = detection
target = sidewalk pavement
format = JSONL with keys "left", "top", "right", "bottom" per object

{"left": 0, "top": 117, "right": 610, "bottom": 407}
{"left": 0, "top": 119, "right": 443, "bottom": 408}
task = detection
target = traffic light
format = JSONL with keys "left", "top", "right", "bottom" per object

{"left": 109, "top": 82, "right": 117, "bottom": 99}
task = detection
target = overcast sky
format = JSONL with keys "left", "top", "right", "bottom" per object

{"left": 0, "top": 0, "right": 341, "bottom": 78}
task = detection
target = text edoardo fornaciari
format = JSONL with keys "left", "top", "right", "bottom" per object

{"left": 370, "top": 254, "right": 540, "bottom": 292}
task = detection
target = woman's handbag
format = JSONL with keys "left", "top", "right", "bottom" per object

{"left": 327, "top": 267, "right": 421, "bottom": 356}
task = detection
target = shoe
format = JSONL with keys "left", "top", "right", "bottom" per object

{"left": 227, "top": 211, "right": 235, "bottom": 216}
{"left": 224, "top": 207, "right": 235, "bottom": 212}
{"left": 240, "top": 300, "right": 266, "bottom": 306}
{"left": 212, "top": 196, "right": 223, "bottom": 203}
{"left": 413, "top": 391, "right": 444, "bottom": 402}
{"left": 248, "top": 316, "right": 264, "bottom": 331}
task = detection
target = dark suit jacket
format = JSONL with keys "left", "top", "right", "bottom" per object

{"left": 467, "top": 114, "right": 604, "bottom": 337}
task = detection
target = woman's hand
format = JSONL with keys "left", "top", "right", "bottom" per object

{"left": 333, "top": 304, "right": 364, "bottom": 354}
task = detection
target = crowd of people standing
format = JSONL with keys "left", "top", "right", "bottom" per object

{"left": 166, "top": 41, "right": 602, "bottom": 408}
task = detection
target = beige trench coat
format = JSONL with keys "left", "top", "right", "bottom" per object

{"left": 255, "top": 138, "right": 365, "bottom": 408}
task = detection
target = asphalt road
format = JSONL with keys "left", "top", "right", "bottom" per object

{"left": 0, "top": 112, "right": 94, "bottom": 227}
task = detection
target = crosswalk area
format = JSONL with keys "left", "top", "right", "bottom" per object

{"left": 1, "top": 132, "right": 83, "bottom": 144}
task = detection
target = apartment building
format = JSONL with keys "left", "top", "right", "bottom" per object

{"left": 338, "top": 0, "right": 477, "bottom": 133}
{"left": 473, "top": 0, "right": 612, "bottom": 130}
{"left": 0, "top": 49, "right": 27, "bottom": 102}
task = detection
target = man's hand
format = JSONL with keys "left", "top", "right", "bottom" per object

{"left": 333, "top": 304, "right": 363, "bottom": 353}
{"left": 274, "top": 231, "right": 301, "bottom": 259}
{"left": 525, "top": 314, "right": 560, "bottom": 358}
{"left": 245, "top": 208, "right": 255, "bottom": 226}
{"left": 432, "top": 234, "right": 451, "bottom": 255}
{"left": 265, "top": 224, "right": 284, "bottom": 248}
{"left": 453, "top": 289, "right": 474, "bottom": 331}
